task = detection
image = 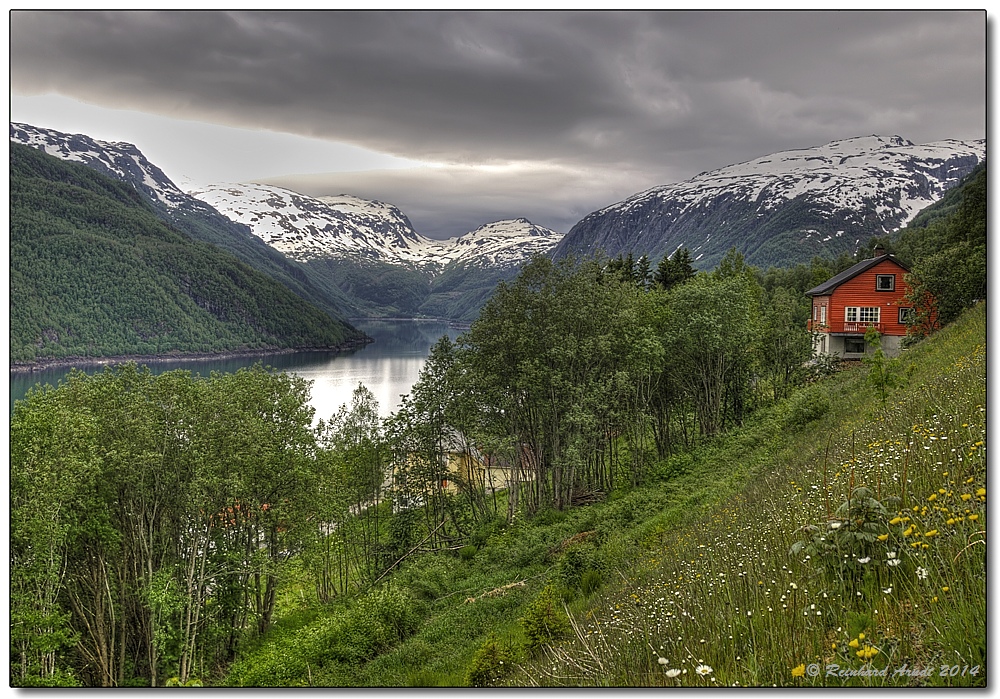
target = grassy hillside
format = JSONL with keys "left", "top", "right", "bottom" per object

{"left": 223, "top": 302, "right": 985, "bottom": 687}
{"left": 10, "top": 142, "right": 363, "bottom": 363}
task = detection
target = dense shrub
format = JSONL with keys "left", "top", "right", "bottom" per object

{"left": 465, "top": 634, "right": 517, "bottom": 687}
{"left": 520, "top": 585, "right": 572, "bottom": 654}
{"left": 226, "top": 584, "right": 419, "bottom": 686}
{"left": 784, "top": 386, "right": 830, "bottom": 429}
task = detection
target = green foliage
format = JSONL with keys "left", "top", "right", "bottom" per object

{"left": 226, "top": 584, "right": 419, "bottom": 686}
{"left": 790, "top": 486, "right": 901, "bottom": 582}
{"left": 653, "top": 247, "right": 696, "bottom": 291}
{"left": 806, "top": 351, "right": 842, "bottom": 379}
{"left": 513, "top": 303, "right": 984, "bottom": 688}
{"left": 862, "top": 329, "right": 906, "bottom": 407}
{"left": 520, "top": 585, "right": 572, "bottom": 654}
{"left": 890, "top": 164, "right": 986, "bottom": 329}
{"left": 10, "top": 363, "right": 318, "bottom": 686}
{"left": 784, "top": 387, "right": 830, "bottom": 429}
{"left": 662, "top": 271, "right": 763, "bottom": 436}
{"left": 580, "top": 570, "right": 604, "bottom": 597}
{"left": 465, "top": 634, "right": 517, "bottom": 687}
{"left": 10, "top": 142, "right": 356, "bottom": 363}
{"left": 308, "top": 257, "right": 432, "bottom": 317}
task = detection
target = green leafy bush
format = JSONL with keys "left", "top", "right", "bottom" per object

{"left": 465, "top": 634, "right": 517, "bottom": 687}
{"left": 790, "top": 486, "right": 901, "bottom": 582}
{"left": 520, "top": 585, "right": 572, "bottom": 654}
{"left": 785, "top": 387, "right": 831, "bottom": 429}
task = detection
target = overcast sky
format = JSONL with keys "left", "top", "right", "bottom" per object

{"left": 10, "top": 10, "right": 986, "bottom": 239}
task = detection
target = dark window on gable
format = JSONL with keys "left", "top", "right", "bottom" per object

{"left": 876, "top": 274, "right": 895, "bottom": 291}
{"left": 844, "top": 337, "right": 867, "bottom": 354}
{"left": 899, "top": 307, "right": 914, "bottom": 324}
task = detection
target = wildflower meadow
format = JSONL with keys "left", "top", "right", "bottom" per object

{"left": 513, "top": 303, "right": 985, "bottom": 687}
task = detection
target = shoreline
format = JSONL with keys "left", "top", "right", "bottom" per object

{"left": 9, "top": 336, "right": 374, "bottom": 374}
{"left": 348, "top": 316, "right": 472, "bottom": 330}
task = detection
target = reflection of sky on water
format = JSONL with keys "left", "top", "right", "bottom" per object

{"left": 10, "top": 320, "right": 463, "bottom": 420}
{"left": 297, "top": 354, "right": 428, "bottom": 422}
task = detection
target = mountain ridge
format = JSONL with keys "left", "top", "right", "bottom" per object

{"left": 189, "top": 182, "right": 564, "bottom": 273}
{"left": 554, "top": 134, "right": 985, "bottom": 269}
{"left": 10, "top": 122, "right": 364, "bottom": 325}
{"left": 10, "top": 141, "right": 364, "bottom": 364}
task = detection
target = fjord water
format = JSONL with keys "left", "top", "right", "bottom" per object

{"left": 9, "top": 319, "right": 463, "bottom": 419}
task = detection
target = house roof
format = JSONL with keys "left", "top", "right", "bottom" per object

{"left": 805, "top": 254, "right": 910, "bottom": 296}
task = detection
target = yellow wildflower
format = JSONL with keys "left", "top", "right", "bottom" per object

{"left": 924, "top": 530, "right": 938, "bottom": 537}
{"left": 942, "top": 587, "right": 950, "bottom": 593}
{"left": 848, "top": 638, "right": 860, "bottom": 649}
{"left": 962, "top": 494, "right": 972, "bottom": 501}
{"left": 877, "top": 534, "right": 889, "bottom": 541}
{"left": 791, "top": 664, "right": 806, "bottom": 678}
{"left": 968, "top": 514, "right": 979, "bottom": 522}
{"left": 976, "top": 488, "right": 986, "bottom": 496}
{"left": 889, "top": 517, "right": 903, "bottom": 525}
{"left": 928, "top": 494, "right": 938, "bottom": 502}
{"left": 856, "top": 646, "right": 879, "bottom": 660}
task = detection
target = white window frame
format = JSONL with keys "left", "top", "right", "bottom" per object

{"left": 845, "top": 307, "right": 880, "bottom": 323}
{"left": 876, "top": 274, "right": 895, "bottom": 291}
{"left": 820, "top": 305, "right": 827, "bottom": 323}
{"left": 898, "top": 307, "right": 914, "bottom": 324}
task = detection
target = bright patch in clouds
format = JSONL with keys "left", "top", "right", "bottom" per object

{"left": 10, "top": 93, "right": 426, "bottom": 189}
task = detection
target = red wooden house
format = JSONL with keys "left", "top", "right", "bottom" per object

{"left": 805, "top": 246, "right": 915, "bottom": 358}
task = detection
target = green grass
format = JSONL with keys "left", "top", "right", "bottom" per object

{"left": 512, "top": 302, "right": 986, "bottom": 687}
{"left": 221, "top": 303, "right": 985, "bottom": 687}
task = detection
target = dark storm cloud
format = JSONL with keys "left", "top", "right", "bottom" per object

{"left": 10, "top": 10, "right": 985, "bottom": 181}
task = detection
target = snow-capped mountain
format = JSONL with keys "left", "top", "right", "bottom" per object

{"left": 188, "top": 183, "right": 438, "bottom": 265}
{"left": 9, "top": 121, "right": 562, "bottom": 319}
{"left": 11, "top": 122, "right": 190, "bottom": 208}
{"left": 435, "top": 218, "right": 564, "bottom": 269}
{"left": 189, "top": 183, "right": 562, "bottom": 272}
{"left": 10, "top": 122, "right": 363, "bottom": 325}
{"left": 554, "top": 135, "right": 985, "bottom": 269}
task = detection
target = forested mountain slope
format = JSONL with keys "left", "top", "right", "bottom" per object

{"left": 11, "top": 122, "right": 360, "bottom": 325}
{"left": 10, "top": 142, "right": 364, "bottom": 364}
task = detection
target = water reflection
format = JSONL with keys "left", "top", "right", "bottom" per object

{"left": 9, "top": 320, "right": 463, "bottom": 419}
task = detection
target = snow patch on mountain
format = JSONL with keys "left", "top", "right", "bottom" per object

{"left": 595, "top": 135, "right": 985, "bottom": 231}
{"left": 10, "top": 122, "right": 189, "bottom": 208}
{"left": 190, "top": 184, "right": 562, "bottom": 271}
